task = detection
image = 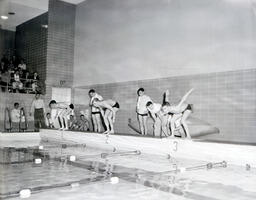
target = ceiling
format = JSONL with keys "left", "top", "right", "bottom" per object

{"left": 0, "top": 0, "right": 85, "bottom": 31}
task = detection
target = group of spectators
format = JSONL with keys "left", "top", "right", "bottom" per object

{"left": 7, "top": 85, "right": 194, "bottom": 138}
{"left": 0, "top": 54, "right": 42, "bottom": 93}
{"left": 8, "top": 93, "right": 91, "bottom": 132}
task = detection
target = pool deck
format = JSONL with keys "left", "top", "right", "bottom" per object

{"left": 39, "top": 129, "right": 256, "bottom": 167}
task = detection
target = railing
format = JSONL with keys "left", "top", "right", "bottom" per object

{"left": 0, "top": 76, "right": 43, "bottom": 93}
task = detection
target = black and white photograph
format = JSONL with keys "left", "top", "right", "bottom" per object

{"left": 0, "top": 0, "right": 255, "bottom": 199}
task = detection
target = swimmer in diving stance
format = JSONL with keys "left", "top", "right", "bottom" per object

{"left": 92, "top": 98, "right": 120, "bottom": 134}
{"left": 49, "top": 100, "right": 74, "bottom": 131}
{"left": 148, "top": 88, "right": 194, "bottom": 138}
{"left": 166, "top": 88, "right": 194, "bottom": 138}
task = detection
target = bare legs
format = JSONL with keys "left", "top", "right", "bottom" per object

{"left": 168, "top": 111, "right": 191, "bottom": 139}
{"left": 138, "top": 114, "right": 148, "bottom": 135}
{"left": 161, "top": 115, "right": 170, "bottom": 137}
{"left": 103, "top": 109, "right": 117, "bottom": 134}
{"left": 92, "top": 114, "right": 102, "bottom": 132}
{"left": 181, "top": 110, "right": 192, "bottom": 139}
{"left": 169, "top": 113, "right": 182, "bottom": 138}
{"left": 58, "top": 116, "right": 68, "bottom": 130}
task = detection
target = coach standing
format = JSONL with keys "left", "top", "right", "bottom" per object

{"left": 30, "top": 93, "right": 46, "bottom": 131}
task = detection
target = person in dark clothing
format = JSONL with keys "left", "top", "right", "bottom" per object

{"left": 30, "top": 93, "right": 46, "bottom": 131}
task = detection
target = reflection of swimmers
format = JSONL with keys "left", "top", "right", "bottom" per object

{"left": 167, "top": 88, "right": 194, "bottom": 139}
{"left": 49, "top": 100, "right": 74, "bottom": 131}
{"left": 136, "top": 88, "right": 151, "bottom": 135}
{"left": 92, "top": 98, "right": 120, "bottom": 134}
{"left": 89, "top": 89, "right": 103, "bottom": 133}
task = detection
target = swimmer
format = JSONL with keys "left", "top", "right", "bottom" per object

{"left": 49, "top": 100, "right": 74, "bottom": 131}
{"left": 158, "top": 90, "right": 172, "bottom": 137}
{"left": 167, "top": 88, "right": 194, "bottom": 139}
{"left": 89, "top": 89, "right": 103, "bottom": 133}
{"left": 145, "top": 90, "right": 170, "bottom": 137}
{"left": 61, "top": 103, "right": 75, "bottom": 130}
{"left": 136, "top": 88, "right": 152, "bottom": 135}
{"left": 146, "top": 101, "right": 162, "bottom": 137}
{"left": 92, "top": 98, "right": 120, "bottom": 134}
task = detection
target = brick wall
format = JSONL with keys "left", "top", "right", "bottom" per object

{"left": 75, "top": 68, "right": 256, "bottom": 144}
{"left": 0, "top": 29, "right": 15, "bottom": 59}
{"left": 15, "top": 13, "right": 48, "bottom": 90}
{"left": 45, "top": 0, "right": 76, "bottom": 102}
{"left": 0, "top": 0, "right": 76, "bottom": 131}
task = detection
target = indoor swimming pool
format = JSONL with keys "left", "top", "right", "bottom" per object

{"left": 0, "top": 130, "right": 256, "bottom": 200}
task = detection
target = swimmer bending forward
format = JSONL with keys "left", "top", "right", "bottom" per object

{"left": 92, "top": 99, "right": 120, "bottom": 134}
{"left": 49, "top": 100, "right": 74, "bottom": 130}
{"left": 167, "top": 88, "right": 194, "bottom": 138}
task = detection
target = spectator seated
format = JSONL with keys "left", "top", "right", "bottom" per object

{"left": 10, "top": 102, "right": 26, "bottom": 131}
{"left": 76, "top": 114, "right": 90, "bottom": 131}
{"left": 0, "top": 54, "right": 44, "bottom": 94}
{"left": 12, "top": 71, "right": 23, "bottom": 92}
{"left": 68, "top": 115, "right": 78, "bottom": 130}
{"left": 18, "top": 59, "right": 26, "bottom": 71}
{"left": 45, "top": 113, "right": 54, "bottom": 128}
{"left": 31, "top": 72, "right": 40, "bottom": 93}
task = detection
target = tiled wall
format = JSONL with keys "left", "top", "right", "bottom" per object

{"left": 75, "top": 68, "right": 256, "bottom": 144}
{"left": 45, "top": 0, "right": 76, "bottom": 101}
{"left": 15, "top": 13, "right": 48, "bottom": 87}
{"left": 0, "top": 29, "right": 15, "bottom": 59}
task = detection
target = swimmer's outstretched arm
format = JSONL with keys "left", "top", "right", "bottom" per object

{"left": 148, "top": 110, "right": 158, "bottom": 122}
{"left": 177, "top": 88, "right": 194, "bottom": 108}
{"left": 168, "top": 88, "right": 194, "bottom": 114}
{"left": 163, "top": 89, "right": 170, "bottom": 104}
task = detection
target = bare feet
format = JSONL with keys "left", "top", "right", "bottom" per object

{"left": 186, "top": 135, "right": 191, "bottom": 139}
{"left": 168, "top": 135, "right": 175, "bottom": 139}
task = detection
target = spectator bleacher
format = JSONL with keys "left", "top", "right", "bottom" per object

{"left": 0, "top": 53, "right": 43, "bottom": 94}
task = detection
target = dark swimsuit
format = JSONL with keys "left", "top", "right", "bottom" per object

{"left": 137, "top": 113, "right": 148, "bottom": 116}
{"left": 183, "top": 104, "right": 193, "bottom": 113}
{"left": 91, "top": 111, "right": 101, "bottom": 115}
{"left": 112, "top": 102, "right": 120, "bottom": 109}
{"left": 168, "top": 104, "right": 193, "bottom": 115}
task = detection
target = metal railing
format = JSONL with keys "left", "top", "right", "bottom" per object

{"left": 0, "top": 76, "right": 43, "bottom": 93}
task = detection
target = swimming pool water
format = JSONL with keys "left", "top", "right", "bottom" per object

{"left": 1, "top": 139, "right": 256, "bottom": 200}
